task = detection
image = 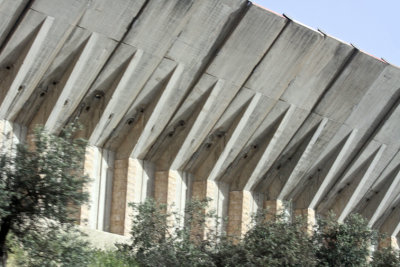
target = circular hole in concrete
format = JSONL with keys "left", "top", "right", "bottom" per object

{"left": 94, "top": 90, "right": 104, "bottom": 99}
{"left": 216, "top": 131, "right": 225, "bottom": 138}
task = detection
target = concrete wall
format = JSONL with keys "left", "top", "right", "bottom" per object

{"left": 1, "top": 0, "right": 400, "bottom": 248}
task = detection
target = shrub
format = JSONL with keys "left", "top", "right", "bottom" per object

{"left": 8, "top": 225, "right": 92, "bottom": 267}
{"left": 0, "top": 125, "right": 89, "bottom": 265}
{"left": 371, "top": 247, "right": 400, "bottom": 267}
{"left": 314, "top": 213, "right": 377, "bottom": 266}
{"left": 119, "top": 198, "right": 218, "bottom": 267}
{"left": 214, "top": 211, "right": 316, "bottom": 267}
{"left": 88, "top": 249, "right": 138, "bottom": 267}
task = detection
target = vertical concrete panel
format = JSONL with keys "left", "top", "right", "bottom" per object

{"left": 97, "top": 149, "right": 114, "bottom": 231}
{"left": 0, "top": 119, "right": 26, "bottom": 155}
{"left": 80, "top": 145, "right": 101, "bottom": 229}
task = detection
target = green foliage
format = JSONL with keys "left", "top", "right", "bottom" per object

{"left": 0, "top": 125, "right": 90, "bottom": 265}
{"left": 314, "top": 213, "right": 377, "bottom": 267}
{"left": 119, "top": 198, "right": 219, "bottom": 267}
{"left": 371, "top": 247, "right": 400, "bottom": 267}
{"left": 88, "top": 250, "right": 138, "bottom": 267}
{"left": 225, "top": 212, "right": 316, "bottom": 266}
{"left": 9, "top": 225, "right": 92, "bottom": 267}
{"left": 121, "top": 199, "right": 389, "bottom": 267}
{"left": 0, "top": 125, "right": 394, "bottom": 267}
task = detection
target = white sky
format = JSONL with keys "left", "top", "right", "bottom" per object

{"left": 252, "top": 0, "right": 400, "bottom": 67}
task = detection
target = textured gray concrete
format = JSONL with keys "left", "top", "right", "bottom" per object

{"left": 0, "top": 0, "right": 399, "bottom": 246}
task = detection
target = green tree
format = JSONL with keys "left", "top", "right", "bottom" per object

{"left": 0, "top": 125, "right": 90, "bottom": 266}
{"left": 121, "top": 199, "right": 389, "bottom": 267}
{"left": 314, "top": 213, "right": 377, "bottom": 266}
{"left": 8, "top": 225, "right": 92, "bottom": 267}
{"left": 214, "top": 211, "right": 317, "bottom": 267}
{"left": 88, "top": 249, "right": 138, "bottom": 267}
{"left": 119, "top": 198, "right": 219, "bottom": 267}
{"left": 371, "top": 247, "right": 400, "bottom": 267}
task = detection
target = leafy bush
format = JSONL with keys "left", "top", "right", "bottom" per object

{"left": 88, "top": 250, "right": 138, "bottom": 267}
{"left": 0, "top": 125, "right": 89, "bottom": 265}
{"left": 119, "top": 198, "right": 218, "bottom": 267}
{"left": 235, "top": 213, "right": 316, "bottom": 266}
{"left": 8, "top": 225, "right": 92, "bottom": 267}
{"left": 371, "top": 247, "right": 400, "bottom": 267}
{"left": 120, "top": 199, "right": 390, "bottom": 267}
{"left": 314, "top": 213, "right": 377, "bottom": 267}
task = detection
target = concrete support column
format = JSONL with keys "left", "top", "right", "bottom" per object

{"left": 80, "top": 146, "right": 99, "bottom": 228}
{"left": 227, "top": 190, "right": 253, "bottom": 238}
{"left": 110, "top": 158, "right": 154, "bottom": 235}
{"left": 191, "top": 180, "right": 230, "bottom": 238}
{"left": 80, "top": 146, "right": 114, "bottom": 231}
{"left": 110, "top": 158, "right": 136, "bottom": 235}
{"left": 294, "top": 208, "right": 316, "bottom": 234}
{"left": 154, "top": 170, "right": 192, "bottom": 227}
{"left": 0, "top": 120, "right": 5, "bottom": 145}
{"left": 379, "top": 236, "right": 399, "bottom": 250}
{"left": 226, "top": 191, "right": 264, "bottom": 239}
{"left": 264, "top": 199, "right": 284, "bottom": 221}
{"left": 0, "top": 119, "right": 26, "bottom": 151}
{"left": 192, "top": 180, "right": 222, "bottom": 214}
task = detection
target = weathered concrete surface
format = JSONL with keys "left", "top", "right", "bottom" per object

{"left": 1, "top": 0, "right": 400, "bottom": 243}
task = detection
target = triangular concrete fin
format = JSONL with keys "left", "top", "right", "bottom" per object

{"left": 104, "top": 61, "right": 178, "bottom": 154}
{"left": 227, "top": 106, "right": 291, "bottom": 190}
{"left": 292, "top": 130, "right": 354, "bottom": 208}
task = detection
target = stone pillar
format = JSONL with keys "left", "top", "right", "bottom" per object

{"left": 154, "top": 170, "right": 192, "bottom": 228}
{"left": 294, "top": 208, "right": 316, "bottom": 235}
{"left": 379, "top": 236, "right": 399, "bottom": 250}
{"left": 110, "top": 158, "right": 154, "bottom": 235}
{"left": 110, "top": 158, "right": 135, "bottom": 235}
{"left": 192, "top": 180, "right": 219, "bottom": 205}
{"left": 155, "top": 170, "right": 177, "bottom": 206}
{"left": 227, "top": 190, "right": 253, "bottom": 239}
{"left": 264, "top": 199, "right": 284, "bottom": 221}
{"left": 190, "top": 180, "right": 230, "bottom": 239}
